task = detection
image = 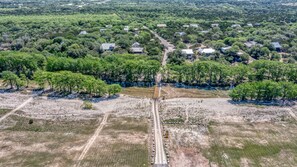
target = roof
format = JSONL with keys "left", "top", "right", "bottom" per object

{"left": 131, "top": 47, "right": 144, "bottom": 53}
{"left": 271, "top": 42, "right": 282, "bottom": 48}
{"left": 190, "top": 24, "right": 199, "bottom": 28}
{"left": 157, "top": 24, "right": 167, "bottom": 28}
{"left": 244, "top": 41, "right": 258, "bottom": 48}
{"left": 175, "top": 32, "right": 186, "bottom": 36}
{"left": 181, "top": 49, "right": 194, "bottom": 55}
{"left": 101, "top": 43, "right": 115, "bottom": 50}
{"left": 231, "top": 24, "right": 241, "bottom": 28}
{"left": 221, "top": 46, "right": 232, "bottom": 52}
{"left": 79, "top": 31, "right": 88, "bottom": 35}
{"left": 132, "top": 42, "right": 141, "bottom": 48}
{"left": 198, "top": 48, "right": 215, "bottom": 54}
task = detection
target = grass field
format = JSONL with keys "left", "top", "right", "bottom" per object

{"left": 0, "top": 115, "right": 100, "bottom": 167}
{"left": 79, "top": 116, "right": 149, "bottom": 167}
{"left": 206, "top": 122, "right": 297, "bottom": 167}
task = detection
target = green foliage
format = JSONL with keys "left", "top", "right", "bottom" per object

{"left": 166, "top": 60, "right": 297, "bottom": 86}
{"left": 1, "top": 71, "right": 24, "bottom": 89}
{"left": 82, "top": 101, "right": 93, "bottom": 110}
{"left": 230, "top": 81, "right": 297, "bottom": 101}
{"left": 34, "top": 70, "right": 120, "bottom": 96}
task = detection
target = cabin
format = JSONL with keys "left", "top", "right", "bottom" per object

{"left": 221, "top": 46, "right": 232, "bottom": 53}
{"left": 101, "top": 43, "right": 115, "bottom": 52}
{"left": 198, "top": 48, "right": 216, "bottom": 55}
{"left": 124, "top": 26, "right": 129, "bottom": 32}
{"left": 244, "top": 41, "right": 263, "bottom": 48}
{"left": 247, "top": 23, "right": 253, "bottom": 27}
{"left": 106, "top": 25, "right": 113, "bottom": 28}
{"left": 190, "top": 24, "right": 199, "bottom": 28}
{"left": 0, "top": 43, "right": 11, "bottom": 51}
{"left": 211, "top": 23, "right": 219, "bottom": 28}
{"left": 231, "top": 24, "right": 241, "bottom": 28}
{"left": 157, "top": 24, "right": 167, "bottom": 28}
{"left": 181, "top": 49, "right": 194, "bottom": 59}
{"left": 175, "top": 32, "right": 186, "bottom": 37}
{"left": 130, "top": 42, "right": 144, "bottom": 54}
{"left": 100, "top": 29, "right": 106, "bottom": 33}
{"left": 79, "top": 31, "right": 88, "bottom": 35}
{"left": 271, "top": 42, "right": 282, "bottom": 52}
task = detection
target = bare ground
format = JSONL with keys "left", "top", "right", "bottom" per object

{"left": 160, "top": 98, "right": 297, "bottom": 167}
{"left": 0, "top": 92, "right": 151, "bottom": 167}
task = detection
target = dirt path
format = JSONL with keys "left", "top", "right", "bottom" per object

{"left": 0, "top": 96, "right": 33, "bottom": 123}
{"left": 74, "top": 113, "right": 110, "bottom": 167}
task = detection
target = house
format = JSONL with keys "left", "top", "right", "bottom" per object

{"left": 132, "top": 42, "right": 141, "bottom": 48}
{"left": 79, "top": 31, "right": 88, "bottom": 35}
{"left": 130, "top": 42, "right": 144, "bottom": 54}
{"left": 221, "top": 46, "right": 232, "bottom": 53}
{"left": 231, "top": 24, "right": 241, "bottom": 28}
{"left": 124, "top": 26, "right": 129, "bottom": 32}
{"left": 198, "top": 48, "right": 216, "bottom": 55}
{"left": 247, "top": 23, "right": 253, "bottom": 27}
{"left": 0, "top": 43, "right": 12, "bottom": 51}
{"left": 131, "top": 47, "right": 144, "bottom": 54}
{"left": 201, "top": 30, "right": 209, "bottom": 34}
{"left": 175, "top": 32, "right": 186, "bottom": 37}
{"left": 271, "top": 42, "right": 282, "bottom": 52}
{"left": 101, "top": 43, "right": 115, "bottom": 52}
{"left": 189, "top": 24, "right": 199, "bottom": 28}
{"left": 211, "top": 24, "right": 219, "bottom": 28}
{"left": 181, "top": 49, "right": 194, "bottom": 59}
{"left": 100, "top": 29, "right": 107, "bottom": 33}
{"left": 254, "top": 23, "right": 261, "bottom": 27}
{"left": 106, "top": 25, "right": 113, "bottom": 28}
{"left": 157, "top": 24, "right": 167, "bottom": 28}
{"left": 244, "top": 41, "right": 263, "bottom": 48}
{"left": 183, "top": 24, "right": 190, "bottom": 28}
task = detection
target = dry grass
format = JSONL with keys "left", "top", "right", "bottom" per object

{"left": 121, "top": 87, "right": 155, "bottom": 98}
{"left": 162, "top": 85, "right": 229, "bottom": 99}
{"left": 0, "top": 115, "right": 100, "bottom": 167}
{"left": 79, "top": 116, "right": 149, "bottom": 167}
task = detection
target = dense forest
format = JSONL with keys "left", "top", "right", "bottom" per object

{"left": 0, "top": 0, "right": 296, "bottom": 100}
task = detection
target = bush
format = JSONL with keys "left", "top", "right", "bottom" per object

{"left": 82, "top": 101, "right": 93, "bottom": 110}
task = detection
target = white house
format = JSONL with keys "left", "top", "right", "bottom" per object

{"left": 101, "top": 43, "right": 115, "bottom": 52}
{"left": 79, "top": 31, "right": 88, "bottom": 35}
{"left": 124, "top": 26, "right": 129, "bottom": 32}
{"left": 190, "top": 24, "right": 199, "bottom": 28}
{"left": 130, "top": 42, "right": 144, "bottom": 54}
{"left": 231, "top": 24, "right": 241, "bottom": 28}
{"left": 221, "top": 46, "right": 232, "bottom": 53}
{"left": 157, "top": 24, "right": 167, "bottom": 28}
{"left": 181, "top": 49, "right": 194, "bottom": 59}
{"left": 211, "top": 23, "right": 219, "bottom": 28}
{"left": 198, "top": 48, "right": 216, "bottom": 55}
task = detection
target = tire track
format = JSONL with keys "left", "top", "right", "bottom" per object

{"left": 74, "top": 113, "right": 110, "bottom": 167}
{"left": 0, "top": 97, "right": 33, "bottom": 123}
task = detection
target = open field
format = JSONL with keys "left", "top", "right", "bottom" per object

{"left": 121, "top": 85, "right": 228, "bottom": 99}
{"left": 160, "top": 98, "right": 297, "bottom": 167}
{"left": 0, "top": 92, "right": 151, "bottom": 167}
{"left": 78, "top": 116, "right": 149, "bottom": 167}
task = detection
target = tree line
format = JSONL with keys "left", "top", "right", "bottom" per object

{"left": 46, "top": 54, "right": 161, "bottom": 84}
{"left": 165, "top": 60, "right": 297, "bottom": 86}
{"left": 229, "top": 81, "right": 297, "bottom": 101}
{"left": 34, "top": 70, "right": 121, "bottom": 96}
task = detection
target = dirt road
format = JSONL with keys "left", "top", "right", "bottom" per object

{"left": 74, "top": 113, "right": 110, "bottom": 167}
{"left": 0, "top": 91, "right": 42, "bottom": 123}
{"left": 152, "top": 100, "right": 167, "bottom": 166}
{"left": 146, "top": 26, "right": 175, "bottom": 167}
